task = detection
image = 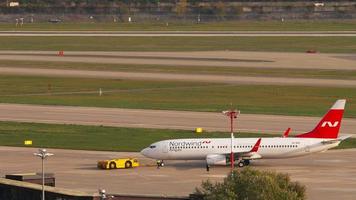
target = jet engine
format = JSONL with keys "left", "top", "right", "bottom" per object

{"left": 206, "top": 154, "right": 227, "bottom": 166}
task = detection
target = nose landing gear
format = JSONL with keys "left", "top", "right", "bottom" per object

{"left": 156, "top": 160, "right": 164, "bottom": 169}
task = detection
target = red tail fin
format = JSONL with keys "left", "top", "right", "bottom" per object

{"left": 296, "top": 99, "right": 346, "bottom": 139}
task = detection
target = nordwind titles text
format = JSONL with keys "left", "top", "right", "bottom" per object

{"left": 169, "top": 141, "right": 202, "bottom": 147}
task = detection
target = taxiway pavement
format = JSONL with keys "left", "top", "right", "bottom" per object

{"left": 0, "top": 103, "right": 355, "bottom": 136}
{"left": 0, "top": 146, "right": 355, "bottom": 200}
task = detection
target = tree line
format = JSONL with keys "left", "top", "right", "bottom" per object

{"left": 1, "top": 0, "right": 234, "bottom": 15}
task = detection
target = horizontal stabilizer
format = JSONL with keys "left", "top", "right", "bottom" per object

{"left": 321, "top": 135, "right": 351, "bottom": 144}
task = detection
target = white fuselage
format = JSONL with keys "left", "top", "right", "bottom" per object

{"left": 141, "top": 137, "right": 339, "bottom": 160}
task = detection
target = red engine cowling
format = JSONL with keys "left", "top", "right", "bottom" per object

{"left": 206, "top": 154, "right": 227, "bottom": 166}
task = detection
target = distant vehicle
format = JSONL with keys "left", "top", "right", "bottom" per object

{"left": 48, "top": 18, "right": 61, "bottom": 23}
{"left": 97, "top": 158, "right": 139, "bottom": 169}
{"left": 141, "top": 100, "right": 350, "bottom": 169}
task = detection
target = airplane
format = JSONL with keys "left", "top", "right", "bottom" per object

{"left": 141, "top": 99, "right": 350, "bottom": 169}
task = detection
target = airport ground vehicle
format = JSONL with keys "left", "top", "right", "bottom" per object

{"left": 97, "top": 158, "right": 139, "bottom": 169}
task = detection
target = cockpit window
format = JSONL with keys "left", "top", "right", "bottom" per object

{"left": 149, "top": 145, "right": 156, "bottom": 149}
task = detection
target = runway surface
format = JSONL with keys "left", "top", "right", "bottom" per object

{"left": 1, "top": 51, "right": 356, "bottom": 87}
{"left": 2, "top": 66, "right": 356, "bottom": 87}
{"left": 0, "top": 146, "right": 355, "bottom": 200}
{"left": 2, "top": 31, "right": 356, "bottom": 36}
{"left": 1, "top": 50, "right": 356, "bottom": 70}
{"left": 0, "top": 103, "right": 355, "bottom": 136}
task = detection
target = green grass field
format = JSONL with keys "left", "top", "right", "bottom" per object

{"left": 1, "top": 75, "right": 355, "bottom": 117}
{"left": 0, "top": 121, "right": 273, "bottom": 151}
{"left": 1, "top": 21, "right": 356, "bottom": 31}
{"left": 0, "top": 121, "right": 353, "bottom": 151}
{"left": 2, "top": 60, "right": 356, "bottom": 80}
{"left": 1, "top": 36, "right": 356, "bottom": 53}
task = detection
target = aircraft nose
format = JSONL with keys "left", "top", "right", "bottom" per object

{"left": 140, "top": 148, "right": 149, "bottom": 157}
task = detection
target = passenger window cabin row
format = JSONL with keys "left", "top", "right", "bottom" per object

{"left": 170, "top": 144, "right": 298, "bottom": 150}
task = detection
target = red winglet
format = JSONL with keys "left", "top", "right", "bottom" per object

{"left": 283, "top": 128, "right": 291, "bottom": 138}
{"left": 250, "top": 138, "right": 261, "bottom": 152}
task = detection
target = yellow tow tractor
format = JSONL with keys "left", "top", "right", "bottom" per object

{"left": 97, "top": 158, "right": 139, "bottom": 169}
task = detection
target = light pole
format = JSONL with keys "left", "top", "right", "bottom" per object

{"left": 34, "top": 149, "right": 53, "bottom": 200}
{"left": 222, "top": 109, "right": 240, "bottom": 170}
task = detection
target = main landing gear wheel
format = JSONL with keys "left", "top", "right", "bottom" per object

{"left": 243, "top": 160, "right": 250, "bottom": 166}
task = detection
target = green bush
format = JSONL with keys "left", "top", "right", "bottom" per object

{"left": 194, "top": 168, "right": 305, "bottom": 200}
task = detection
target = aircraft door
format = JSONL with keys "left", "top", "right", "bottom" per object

{"left": 162, "top": 144, "right": 168, "bottom": 153}
{"left": 304, "top": 145, "right": 310, "bottom": 152}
